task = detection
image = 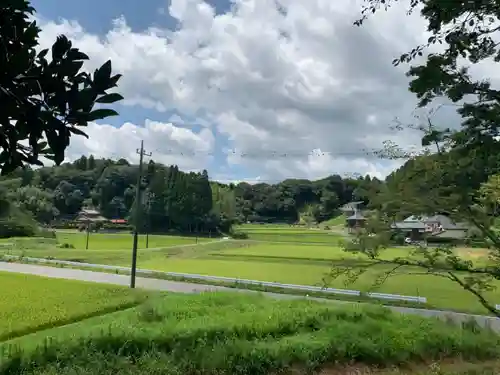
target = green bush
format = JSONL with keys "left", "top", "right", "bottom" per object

{"left": 0, "top": 205, "right": 37, "bottom": 238}
{"left": 57, "top": 243, "right": 75, "bottom": 249}
{"left": 391, "top": 232, "right": 406, "bottom": 245}
{"left": 231, "top": 231, "right": 249, "bottom": 239}
{"left": 0, "top": 219, "right": 35, "bottom": 238}
{"left": 102, "top": 223, "right": 134, "bottom": 231}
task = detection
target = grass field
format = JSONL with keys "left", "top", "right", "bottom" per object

{"left": 0, "top": 272, "right": 148, "bottom": 342}
{"left": 0, "top": 226, "right": 497, "bottom": 315}
{"left": 2, "top": 292, "right": 500, "bottom": 375}
{"left": 235, "top": 224, "right": 348, "bottom": 243}
{"left": 56, "top": 232, "right": 210, "bottom": 250}
{"left": 0, "top": 232, "right": 209, "bottom": 251}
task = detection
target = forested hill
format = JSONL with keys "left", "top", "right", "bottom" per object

{"left": 0, "top": 155, "right": 383, "bottom": 232}
{"left": 233, "top": 175, "right": 382, "bottom": 223}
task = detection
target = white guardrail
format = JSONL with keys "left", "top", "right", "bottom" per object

{"left": 1, "top": 255, "right": 427, "bottom": 304}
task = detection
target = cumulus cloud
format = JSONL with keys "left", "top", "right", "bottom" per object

{"left": 62, "top": 120, "right": 214, "bottom": 171}
{"left": 35, "top": 0, "right": 446, "bottom": 181}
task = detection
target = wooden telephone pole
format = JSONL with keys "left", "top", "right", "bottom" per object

{"left": 130, "top": 140, "right": 151, "bottom": 288}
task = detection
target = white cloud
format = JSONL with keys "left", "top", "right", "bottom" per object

{"left": 36, "top": 0, "right": 449, "bottom": 181}
{"left": 62, "top": 120, "right": 214, "bottom": 171}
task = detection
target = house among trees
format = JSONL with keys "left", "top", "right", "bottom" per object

{"left": 391, "top": 214, "right": 470, "bottom": 241}
{"left": 341, "top": 201, "right": 367, "bottom": 232}
{"left": 345, "top": 211, "right": 367, "bottom": 233}
{"left": 340, "top": 201, "right": 365, "bottom": 217}
{"left": 75, "top": 208, "right": 108, "bottom": 228}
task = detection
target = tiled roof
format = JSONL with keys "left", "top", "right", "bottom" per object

{"left": 393, "top": 214, "right": 469, "bottom": 231}
{"left": 391, "top": 222, "right": 426, "bottom": 230}
{"left": 346, "top": 211, "right": 366, "bottom": 220}
{"left": 340, "top": 201, "right": 364, "bottom": 211}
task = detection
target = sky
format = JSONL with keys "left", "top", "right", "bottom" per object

{"left": 30, "top": 0, "right": 462, "bottom": 183}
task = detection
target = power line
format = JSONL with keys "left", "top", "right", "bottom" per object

{"left": 151, "top": 148, "right": 383, "bottom": 157}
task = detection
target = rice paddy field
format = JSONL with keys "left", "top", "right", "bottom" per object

{"left": 0, "top": 272, "right": 148, "bottom": 342}
{"left": 2, "top": 287, "right": 500, "bottom": 375}
{"left": 0, "top": 226, "right": 497, "bottom": 315}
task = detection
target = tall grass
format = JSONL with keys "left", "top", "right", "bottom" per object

{"left": 2, "top": 293, "right": 500, "bottom": 375}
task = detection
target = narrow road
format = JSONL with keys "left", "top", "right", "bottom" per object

{"left": 1, "top": 261, "right": 499, "bottom": 332}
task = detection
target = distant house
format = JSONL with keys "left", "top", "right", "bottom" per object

{"left": 345, "top": 211, "right": 367, "bottom": 233}
{"left": 75, "top": 208, "right": 108, "bottom": 225}
{"left": 340, "top": 201, "right": 365, "bottom": 217}
{"left": 341, "top": 201, "right": 367, "bottom": 232}
{"left": 391, "top": 214, "right": 470, "bottom": 241}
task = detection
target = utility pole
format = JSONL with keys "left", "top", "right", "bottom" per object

{"left": 130, "top": 140, "right": 151, "bottom": 288}
{"left": 145, "top": 191, "right": 155, "bottom": 249}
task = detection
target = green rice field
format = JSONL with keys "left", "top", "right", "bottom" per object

{"left": 0, "top": 272, "right": 148, "bottom": 341}
{"left": 0, "top": 226, "right": 496, "bottom": 314}
{"left": 2, "top": 291, "right": 500, "bottom": 375}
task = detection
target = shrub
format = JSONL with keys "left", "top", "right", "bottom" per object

{"left": 231, "top": 231, "right": 249, "bottom": 239}
{"left": 57, "top": 243, "right": 75, "bottom": 249}
{"left": 0, "top": 205, "right": 37, "bottom": 238}
{"left": 391, "top": 232, "right": 406, "bottom": 245}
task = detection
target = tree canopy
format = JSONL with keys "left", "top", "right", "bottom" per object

{"left": 0, "top": 155, "right": 383, "bottom": 236}
{"left": 346, "top": 0, "right": 500, "bottom": 315}
{"left": 0, "top": 0, "right": 123, "bottom": 175}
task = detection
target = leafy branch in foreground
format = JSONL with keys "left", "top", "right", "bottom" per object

{"left": 0, "top": 0, "right": 124, "bottom": 175}
{"left": 331, "top": 0, "right": 500, "bottom": 315}
{"left": 331, "top": 111, "right": 500, "bottom": 315}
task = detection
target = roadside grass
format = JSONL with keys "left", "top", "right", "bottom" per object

{"left": 0, "top": 272, "right": 149, "bottom": 342}
{"left": 2, "top": 292, "right": 500, "bottom": 375}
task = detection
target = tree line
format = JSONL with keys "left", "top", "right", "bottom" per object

{"left": 234, "top": 175, "right": 382, "bottom": 223}
{"left": 0, "top": 155, "right": 385, "bottom": 236}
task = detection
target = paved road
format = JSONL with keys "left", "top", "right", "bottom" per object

{"left": 1, "top": 261, "right": 500, "bottom": 332}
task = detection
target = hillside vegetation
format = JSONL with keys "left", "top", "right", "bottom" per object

{"left": 0, "top": 157, "right": 383, "bottom": 239}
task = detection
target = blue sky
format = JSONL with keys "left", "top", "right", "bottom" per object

{"left": 32, "top": 0, "right": 231, "bottom": 34}
{"left": 31, "top": 0, "right": 416, "bottom": 181}
{"left": 32, "top": 0, "right": 244, "bottom": 180}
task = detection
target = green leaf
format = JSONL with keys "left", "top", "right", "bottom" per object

{"left": 67, "top": 49, "right": 89, "bottom": 61}
{"left": 37, "top": 49, "right": 49, "bottom": 60}
{"left": 94, "top": 60, "right": 112, "bottom": 85}
{"left": 68, "top": 127, "right": 89, "bottom": 137}
{"left": 96, "top": 93, "right": 124, "bottom": 104}
{"left": 51, "top": 35, "right": 71, "bottom": 61}
{"left": 87, "top": 108, "right": 119, "bottom": 121}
